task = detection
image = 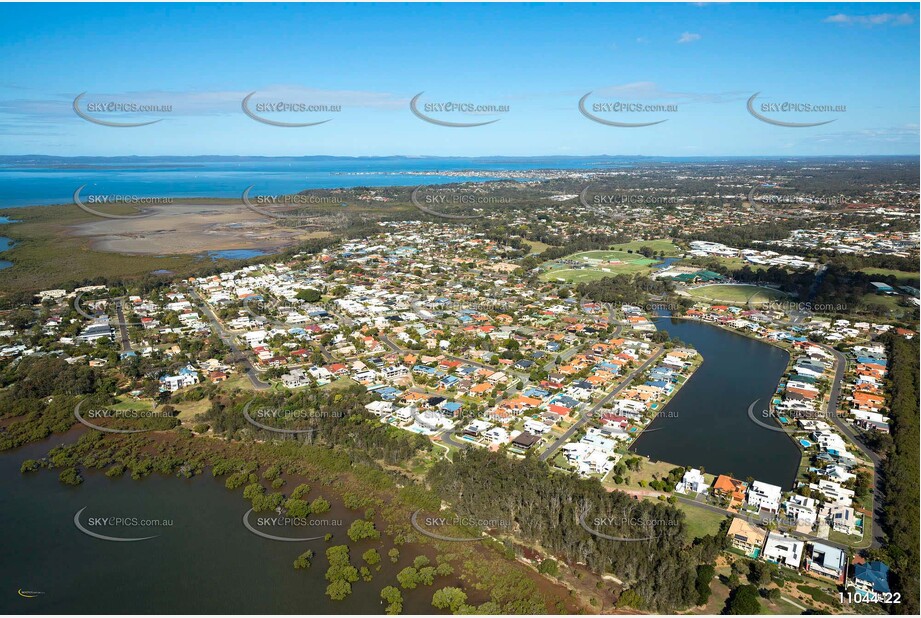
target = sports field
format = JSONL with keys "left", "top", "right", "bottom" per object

{"left": 540, "top": 249, "right": 661, "bottom": 282}
{"left": 687, "top": 284, "right": 788, "bottom": 305}
{"left": 608, "top": 239, "right": 681, "bottom": 256}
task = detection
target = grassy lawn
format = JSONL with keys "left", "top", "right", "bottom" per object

{"left": 675, "top": 502, "right": 729, "bottom": 541}
{"left": 795, "top": 583, "right": 842, "bottom": 610}
{"left": 322, "top": 376, "right": 358, "bottom": 389}
{"left": 828, "top": 524, "right": 869, "bottom": 547}
{"left": 541, "top": 267, "right": 648, "bottom": 283}
{"left": 617, "top": 456, "right": 680, "bottom": 491}
{"left": 684, "top": 256, "right": 770, "bottom": 273}
{"left": 762, "top": 596, "right": 808, "bottom": 615}
{"left": 539, "top": 244, "right": 683, "bottom": 283}
{"left": 523, "top": 239, "right": 551, "bottom": 255}
{"left": 687, "top": 284, "right": 788, "bottom": 305}
{"left": 858, "top": 292, "right": 912, "bottom": 319}
{"left": 109, "top": 399, "right": 157, "bottom": 411}
{"left": 608, "top": 239, "right": 681, "bottom": 256}
{"left": 217, "top": 373, "right": 257, "bottom": 391}
{"left": 859, "top": 267, "right": 920, "bottom": 285}
{"left": 174, "top": 397, "right": 212, "bottom": 422}
{"left": 568, "top": 249, "right": 659, "bottom": 264}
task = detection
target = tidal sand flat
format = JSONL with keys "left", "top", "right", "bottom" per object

{"left": 69, "top": 201, "right": 331, "bottom": 255}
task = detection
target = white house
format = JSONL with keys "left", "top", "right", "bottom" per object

{"left": 784, "top": 495, "right": 818, "bottom": 526}
{"left": 748, "top": 481, "right": 783, "bottom": 513}
{"left": 809, "top": 480, "right": 854, "bottom": 507}
{"left": 160, "top": 365, "right": 200, "bottom": 392}
{"left": 762, "top": 532, "right": 804, "bottom": 569}
{"left": 676, "top": 468, "right": 710, "bottom": 495}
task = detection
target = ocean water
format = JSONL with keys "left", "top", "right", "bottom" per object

{"left": 0, "top": 156, "right": 643, "bottom": 208}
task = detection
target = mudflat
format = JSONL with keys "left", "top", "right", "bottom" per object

{"left": 68, "top": 201, "right": 330, "bottom": 255}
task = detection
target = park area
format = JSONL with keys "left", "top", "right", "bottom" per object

{"left": 686, "top": 284, "right": 788, "bottom": 306}
{"left": 540, "top": 244, "right": 677, "bottom": 283}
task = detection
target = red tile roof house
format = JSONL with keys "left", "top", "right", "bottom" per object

{"left": 786, "top": 386, "right": 819, "bottom": 401}
{"left": 325, "top": 363, "right": 348, "bottom": 376}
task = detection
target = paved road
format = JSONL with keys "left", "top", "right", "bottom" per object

{"left": 188, "top": 287, "right": 270, "bottom": 390}
{"left": 113, "top": 298, "right": 133, "bottom": 353}
{"left": 819, "top": 343, "right": 884, "bottom": 549}
{"left": 538, "top": 346, "right": 665, "bottom": 462}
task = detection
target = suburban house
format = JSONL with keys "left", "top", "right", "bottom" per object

{"left": 748, "top": 481, "right": 783, "bottom": 513}
{"left": 726, "top": 517, "right": 767, "bottom": 558}
{"left": 675, "top": 468, "right": 710, "bottom": 495}
{"left": 160, "top": 365, "right": 200, "bottom": 392}
{"left": 712, "top": 475, "right": 748, "bottom": 508}
{"left": 784, "top": 494, "right": 818, "bottom": 526}
{"left": 825, "top": 504, "right": 859, "bottom": 536}
{"left": 805, "top": 542, "right": 847, "bottom": 583}
{"left": 762, "top": 532, "right": 805, "bottom": 569}
{"left": 850, "top": 561, "right": 891, "bottom": 599}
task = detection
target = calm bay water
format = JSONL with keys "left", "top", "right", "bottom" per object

{"left": 630, "top": 316, "right": 800, "bottom": 488}
{"left": 0, "top": 236, "right": 12, "bottom": 270}
{"left": 0, "top": 433, "right": 444, "bottom": 614}
{"left": 0, "top": 156, "right": 641, "bottom": 208}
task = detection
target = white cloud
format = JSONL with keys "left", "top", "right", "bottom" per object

{"left": 593, "top": 81, "right": 744, "bottom": 104}
{"left": 677, "top": 32, "right": 701, "bottom": 44}
{"left": 824, "top": 13, "right": 914, "bottom": 26}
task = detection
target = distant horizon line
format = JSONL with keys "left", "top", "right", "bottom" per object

{"left": 1, "top": 153, "right": 918, "bottom": 160}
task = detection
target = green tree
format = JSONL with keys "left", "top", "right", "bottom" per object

{"left": 380, "top": 586, "right": 403, "bottom": 615}
{"left": 432, "top": 587, "right": 468, "bottom": 612}
{"left": 725, "top": 584, "right": 761, "bottom": 615}
{"left": 397, "top": 567, "right": 419, "bottom": 589}
{"left": 362, "top": 548, "right": 381, "bottom": 567}
{"left": 347, "top": 519, "right": 380, "bottom": 541}
{"left": 310, "top": 496, "right": 331, "bottom": 514}
{"left": 538, "top": 558, "right": 559, "bottom": 577}
{"left": 285, "top": 498, "right": 311, "bottom": 518}
{"left": 325, "top": 579, "right": 351, "bottom": 601}
{"left": 293, "top": 550, "right": 313, "bottom": 569}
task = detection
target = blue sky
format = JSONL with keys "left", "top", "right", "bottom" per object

{"left": 0, "top": 2, "right": 917, "bottom": 156}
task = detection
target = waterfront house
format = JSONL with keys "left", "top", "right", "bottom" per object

{"left": 748, "top": 481, "right": 783, "bottom": 513}
{"left": 713, "top": 475, "right": 748, "bottom": 508}
{"left": 675, "top": 468, "right": 710, "bottom": 495}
